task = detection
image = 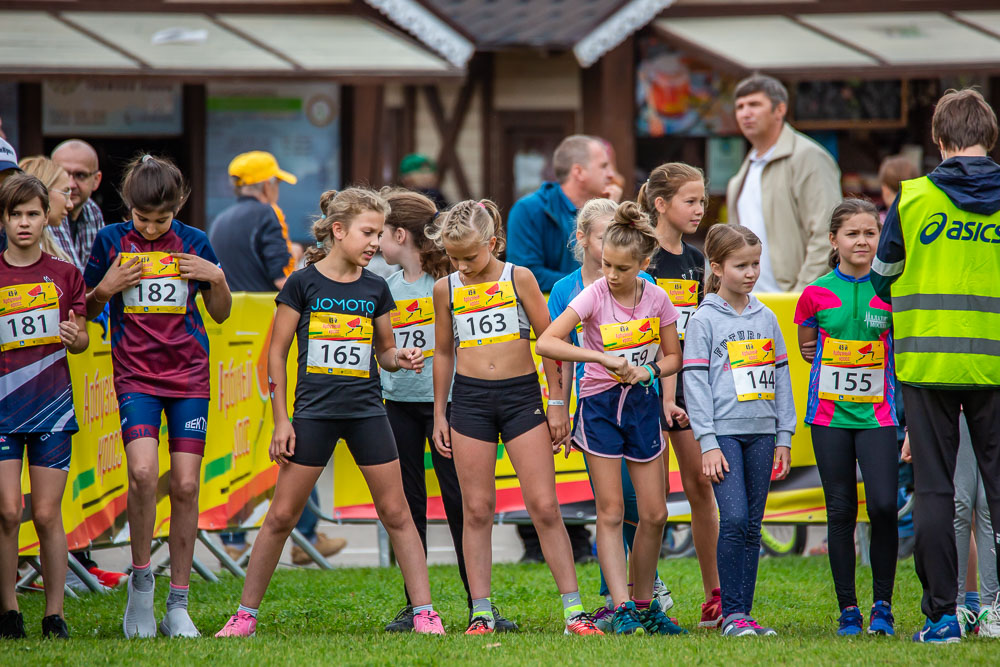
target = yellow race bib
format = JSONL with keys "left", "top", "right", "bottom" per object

{"left": 818, "top": 338, "right": 885, "bottom": 403}
{"left": 600, "top": 318, "right": 660, "bottom": 380}
{"left": 0, "top": 282, "right": 60, "bottom": 351}
{"left": 452, "top": 281, "right": 520, "bottom": 347}
{"left": 657, "top": 278, "right": 698, "bottom": 341}
{"left": 306, "top": 312, "right": 373, "bottom": 377}
{"left": 391, "top": 297, "right": 435, "bottom": 358}
{"left": 120, "top": 252, "right": 188, "bottom": 314}
{"left": 728, "top": 339, "right": 775, "bottom": 401}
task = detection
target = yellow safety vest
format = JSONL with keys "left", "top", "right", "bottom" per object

{"left": 892, "top": 176, "right": 1000, "bottom": 387}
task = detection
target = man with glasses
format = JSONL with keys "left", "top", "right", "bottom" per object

{"left": 50, "top": 139, "right": 104, "bottom": 271}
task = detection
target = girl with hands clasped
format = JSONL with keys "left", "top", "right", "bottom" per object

{"left": 536, "top": 201, "right": 684, "bottom": 636}
{"left": 83, "top": 155, "right": 231, "bottom": 640}
{"left": 429, "top": 200, "right": 595, "bottom": 635}
{"left": 217, "top": 188, "right": 442, "bottom": 638}
{"left": 682, "top": 224, "right": 795, "bottom": 638}
{"left": 0, "top": 174, "right": 89, "bottom": 640}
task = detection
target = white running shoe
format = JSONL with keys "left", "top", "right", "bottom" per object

{"left": 957, "top": 605, "right": 978, "bottom": 636}
{"left": 978, "top": 596, "right": 1000, "bottom": 638}
{"left": 123, "top": 573, "right": 156, "bottom": 638}
{"left": 160, "top": 607, "right": 202, "bottom": 638}
{"left": 653, "top": 578, "right": 674, "bottom": 613}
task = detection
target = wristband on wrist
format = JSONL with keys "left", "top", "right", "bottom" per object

{"left": 649, "top": 360, "right": 661, "bottom": 378}
{"left": 547, "top": 399, "right": 565, "bottom": 407}
{"left": 640, "top": 364, "right": 657, "bottom": 387}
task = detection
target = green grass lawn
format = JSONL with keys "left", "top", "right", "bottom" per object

{"left": 0, "top": 553, "right": 994, "bottom": 665}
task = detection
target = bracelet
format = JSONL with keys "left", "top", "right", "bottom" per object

{"left": 547, "top": 399, "right": 565, "bottom": 406}
{"left": 640, "top": 364, "right": 657, "bottom": 387}
{"left": 649, "top": 360, "right": 661, "bottom": 378}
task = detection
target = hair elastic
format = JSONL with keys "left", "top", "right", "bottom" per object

{"left": 141, "top": 154, "right": 153, "bottom": 164}
{"left": 315, "top": 241, "right": 322, "bottom": 248}
{"left": 476, "top": 202, "right": 487, "bottom": 210}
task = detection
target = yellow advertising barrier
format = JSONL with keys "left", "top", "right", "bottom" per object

{"left": 333, "top": 292, "right": 871, "bottom": 524}
{"left": 17, "top": 291, "right": 871, "bottom": 556}
{"left": 17, "top": 293, "right": 284, "bottom": 555}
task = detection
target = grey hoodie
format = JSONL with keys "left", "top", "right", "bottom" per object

{"left": 682, "top": 293, "right": 796, "bottom": 454}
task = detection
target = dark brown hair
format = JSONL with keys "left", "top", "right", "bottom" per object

{"left": 932, "top": 88, "right": 998, "bottom": 152}
{"left": 0, "top": 172, "right": 49, "bottom": 219}
{"left": 306, "top": 188, "right": 391, "bottom": 265}
{"left": 603, "top": 201, "right": 659, "bottom": 262}
{"left": 704, "top": 224, "right": 761, "bottom": 294}
{"left": 637, "top": 162, "right": 707, "bottom": 225}
{"left": 381, "top": 187, "right": 450, "bottom": 279}
{"left": 426, "top": 199, "right": 506, "bottom": 256}
{"left": 877, "top": 155, "right": 919, "bottom": 197}
{"left": 734, "top": 74, "right": 788, "bottom": 109}
{"left": 120, "top": 154, "right": 189, "bottom": 214}
{"left": 828, "top": 197, "right": 881, "bottom": 269}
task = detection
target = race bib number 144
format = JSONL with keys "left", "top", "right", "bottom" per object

{"left": 728, "top": 339, "right": 775, "bottom": 401}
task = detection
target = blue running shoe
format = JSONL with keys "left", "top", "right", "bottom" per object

{"left": 611, "top": 601, "right": 645, "bottom": 636}
{"left": 868, "top": 601, "right": 894, "bottom": 636}
{"left": 637, "top": 599, "right": 688, "bottom": 636}
{"left": 912, "top": 614, "right": 961, "bottom": 644}
{"left": 837, "top": 606, "right": 863, "bottom": 636}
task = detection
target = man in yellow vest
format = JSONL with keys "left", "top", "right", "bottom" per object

{"left": 873, "top": 88, "right": 1000, "bottom": 644}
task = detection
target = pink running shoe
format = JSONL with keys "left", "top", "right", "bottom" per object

{"left": 215, "top": 611, "right": 257, "bottom": 638}
{"left": 413, "top": 610, "right": 445, "bottom": 635}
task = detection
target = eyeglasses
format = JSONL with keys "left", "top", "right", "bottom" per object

{"left": 67, "top": 170, "right": 98, "bottom": 181}
{"left": 53, "top": 189, "right": 72, "bottom": 198}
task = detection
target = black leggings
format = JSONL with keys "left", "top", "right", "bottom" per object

{"left": 385, "top": 400, "right": 471, "bottom": 607}
{"left": 811, "top": 425, "right": 899, "bottom": 610}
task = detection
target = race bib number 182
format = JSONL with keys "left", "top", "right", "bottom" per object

{"left": 121, "top": 252, "right": 188, "bottom": 314}
{"left": 0, "top": 282, "right": 60, "bottom": 351}
{"left": 728, "top": 339, "right": 775, "bottom": 401}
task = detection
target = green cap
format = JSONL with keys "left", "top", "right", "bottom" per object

{"left": 399, "top": 153, "right": 436, "bottom": 175}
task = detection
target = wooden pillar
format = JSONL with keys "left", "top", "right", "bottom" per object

{"left": 17, "top": 82, "right": 43, "bottom": 157}
{"left": 347, "top": 84, "right": 385, "bottom": 187}
{"left": 581, "top": 36, "right": 636, "bottom": 197}
{"left": 183, "top": 84, "right": 206, "bottom": 230}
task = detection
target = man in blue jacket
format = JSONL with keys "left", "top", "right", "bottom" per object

{"left": 507, "top": 135, "right": 617, "bottom": 291}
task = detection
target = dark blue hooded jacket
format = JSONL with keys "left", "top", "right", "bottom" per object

{"left": 872, "top": 156, "right": 1000, "bottom": 300}
{"left": 506, "top": 182, "right": 579, "bottom": 292}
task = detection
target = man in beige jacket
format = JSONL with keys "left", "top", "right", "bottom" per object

{"left": 726, "top": 74, "right": 841, "bottom": 292}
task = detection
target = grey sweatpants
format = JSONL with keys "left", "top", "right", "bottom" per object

{"left": 955, "top": 413, "right": 999, "bottom": 605}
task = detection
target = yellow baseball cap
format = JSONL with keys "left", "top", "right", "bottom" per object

{"left": 228, "top": 151, "right": 297, "bottom": 186}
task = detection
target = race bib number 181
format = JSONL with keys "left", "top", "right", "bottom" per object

{"left": 728, "top": 339, "right": 775, "bottom": 401}
{"left": 120, "top": 252, "right": 188, "bottom": 314}
{"left": 0, "top": 282, "right": 60, "bottom": 351}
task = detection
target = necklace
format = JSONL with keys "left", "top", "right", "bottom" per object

{"left": 612, "top": 278, "right": 641, "bottom": 323}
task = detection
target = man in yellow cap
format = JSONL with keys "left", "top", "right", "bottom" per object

{"left": 209, "top": 151, "right": 346, "bottom": 565}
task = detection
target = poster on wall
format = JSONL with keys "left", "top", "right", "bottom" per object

{"left": 205, "top": 83, "right": 340, "bottom": 243}
{"left": 706, "top": 137, "right": 746, "bottom": 196}
{"left": 636, "top": 36, "right": 739, "bottom": 137}
{"left": 42, "top": 81, "right": 182, "bottom": 136}
{"left": 0, "top": 82, "right": 19, "bottom": 151}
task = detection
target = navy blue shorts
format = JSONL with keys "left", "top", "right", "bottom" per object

{"left": 573, "top": 385, "right": 665, "bottom": 462}
{"left": 0, "top": 432, "right": 72, "bottom": 471}
{"left": 118, "top": 392, "right": 209, "bottom": 455}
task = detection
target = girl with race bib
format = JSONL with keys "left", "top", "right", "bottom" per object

{"left": 429, "top": 200, "right": 598, "bottom": 636}
{"left": 378, "top": 189, "right": 493, "bottom": 631}
{"left": 638, "top": 163, "right": 722, "bottom": 627}
{"left": 0, "top": 174, "right": 88, "bottom": 640}
{"left": 84, "top": 155, "right": 232, "bottom": 639}
{"left": 794, "top": 198, "right": 898, "bottom": 637}
{"left": 683, "top": 224, "right": 794, "bottom": 638}
{"left": 216, "top": 188, "right": 444, "bottom": 638}
{"left": 537, "top": 201, "right": 684, "bottom": 636}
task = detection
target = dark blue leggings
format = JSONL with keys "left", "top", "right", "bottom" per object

{"left": 712, "top": 434, "right": 775, "bottom": 617}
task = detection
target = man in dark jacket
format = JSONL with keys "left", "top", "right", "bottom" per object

{"left": 506, "top": 135, "right": 617, "bottom": 291}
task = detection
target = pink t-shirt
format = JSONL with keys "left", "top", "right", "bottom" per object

{"left": 568, "top": 277, "right": 679, "bottom": 398}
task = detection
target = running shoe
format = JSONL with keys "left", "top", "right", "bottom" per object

{"left": 565, "top": 611, "right": 604, "bottom": 636}
{"left": 160, "top": 607, "right": 201, "bottom": 638}
{"left": 652, "top": 578, "right": 675, "bottom": 613}
{"left": 215, "top": 611, "right": 257, "bottom": 638}
{"left": 413, "top": 610, "right": 445, "bottom": 635}
{"left": 721, "top": 616, "right": 756, "bottom": 637}
{"left": 976, "top": 598, "right": 1000, "bottom": 638}
{"left": 956, "top": 605, "right": 978, "bottom": 636}
{"left": 611, "top": 601, "right": 645, "bottom": 636}
{"left": 591, "top": 605, "right": 614, "bottom": 633}
{"left": 837, "top": 606, "right": 864, "bottom": 636}
{"left": 41, "top": 614, "right": 69, "bottom": 639}
{"left": 638, "top": 599, "right": 687, "bottom": 635}
{"left": 0, "top": 610, "right": 26, "bottom": 639}
{"left": 123, "top": 573, "right": 156, "bottom": 638}
{"left": 868, "top": 601, "right": 894, "bottom": 636}
{"left": 748, "top": 618, "right": 777, "bottom": 636}
{"left": 492, "top": 605, "right": 519, "bottom": 633}
{"left": 465, "top": 616, "right": 494, "bottom": 635}
{"left": 700, "top": 588, "right": 722, "bottom": 629}
{"left": 912, "top": 614, "right": 962, "bottom": 644}
{"left": 89, "top": 566, "right": 127, "bottom": 588}
{"left": 385, "top": 606, "right": 414, "bottom": 632}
